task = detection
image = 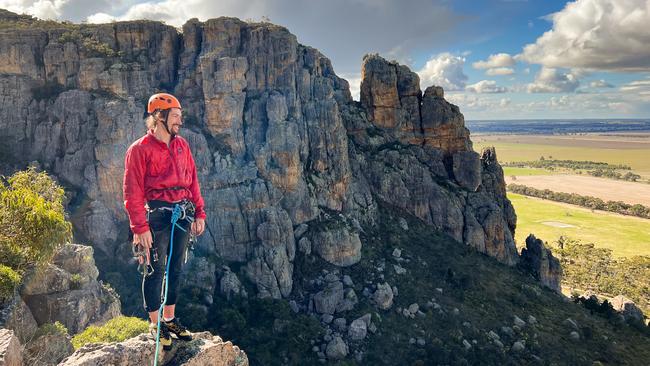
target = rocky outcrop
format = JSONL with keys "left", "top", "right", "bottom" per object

{"left": 24, "top": 329, "right": 74, "bottom": 366}
{"left": 519, "top": 234, "right": 562, "bottom": 293}
{"left": 0, "top": 295, "right": 38, "bottom": 343}
{"left": 0, "top": 329, "right": 22, "bottom": 366}
{"left": 59, "top": 331, "right": 248, "bottom": 366}
{"left": 610, "top": 295, "right": 645, "bottom": 322}
{"left": 20, "top": 244, "right": 121, "bottom": 334}
{"left": 0, "top": 11, "right": 518, "bottom": 305}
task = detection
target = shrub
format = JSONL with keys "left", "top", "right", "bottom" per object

{"left": 33, "top": 321, "right": 69, "bottom": 339}
{"left": 71, "top": 316, "right": 149, "bottom": 349}
{"left": 0, "top": 264, "right": 21, "bottom": 302}
{"left": 70, "top": 273, "right": 83, "bottom": 290}
{"left": 0, "top": 167, "right": 72, "bottom": 271}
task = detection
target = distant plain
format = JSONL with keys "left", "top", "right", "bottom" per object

{"left": 470, "top": 126, "right": 650, "bottom": 259}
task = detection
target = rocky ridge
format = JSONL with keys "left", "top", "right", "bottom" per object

{"left": 0, "top": 10, "right": 526, "bottom": 306}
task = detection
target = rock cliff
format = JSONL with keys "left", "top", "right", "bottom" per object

{"left": 0, "top": 10, "right": 517, "bottom": 304}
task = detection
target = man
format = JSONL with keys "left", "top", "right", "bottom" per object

{"left": 123, "top": 92, "right": 206, "bottom": 350}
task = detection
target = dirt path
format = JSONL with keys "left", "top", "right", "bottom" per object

{"left": 505, "top": 174, "right": 650, "bottom": 206}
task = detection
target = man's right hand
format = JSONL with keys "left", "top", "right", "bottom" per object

{"left": 133, "top": 230, "right": 153, "bottom": 265}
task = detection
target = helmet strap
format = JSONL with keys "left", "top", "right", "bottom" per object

{"left": 157, "top": 110, "right": 174, "bottom": 137}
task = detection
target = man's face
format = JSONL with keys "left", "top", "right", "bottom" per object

{"left": 166, "top": 108, "right": 183, "bottom": 135}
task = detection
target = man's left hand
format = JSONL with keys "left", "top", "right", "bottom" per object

{"left": 191, "top": 218, "right": 205, "bottom": 236}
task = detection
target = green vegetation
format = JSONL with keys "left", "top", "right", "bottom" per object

{"left": 70, "top": 273, "right": 83, "bottom": 290}
{"left": 503, "top": 158, "right": 644, "bottom": 181}
{"left": 0, "top": 264, "right": 20, "bottom": 302}
{"left": 0, "top": 167, "right": 72, "bottom": 273}
{"left": 503, "top": 167, "right": 552, "bottom": 177}
{"left": 508, "top": 183, "right": 650, "bottom": 219}
{"left": 504, "top": 159, "right": 631, "bottom": 171}
{"left": 553, "top": 236, "right": 650, "bottom": 314}
{"left": 589, "top": 169, "right": 641, "bottom": 182}
{"left": 508, "top": 193, "right": 650, "bottom": 258}
{"left": 71, "top": 316, "right": 149, "bottom": 349}
{"left": 34, "top": 321, "right": 69, "bottom": 340}
{"left": 58, "top": 29, "right": 123, "bottom": 58}
{"left": 178, "top": 294, "right": 323, "bottom": 366}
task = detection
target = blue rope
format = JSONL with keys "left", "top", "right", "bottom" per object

{"left": 153, "top": 204, "right": 184, "bottom": 365}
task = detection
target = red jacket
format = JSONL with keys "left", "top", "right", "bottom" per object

{"left": 123, "top": 130, "right": 207, "bottom": 234}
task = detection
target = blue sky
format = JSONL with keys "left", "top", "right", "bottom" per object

{"left": 2, "top": 0, "right": 649, "bottom": 120}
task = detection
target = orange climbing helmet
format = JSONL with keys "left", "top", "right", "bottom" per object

{"left": 147, "top": 93, "right": 181, "bottom": 114}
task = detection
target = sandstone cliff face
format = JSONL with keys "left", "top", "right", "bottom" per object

{"left": 0, "top": 11, "right": 518, "bottom": 303}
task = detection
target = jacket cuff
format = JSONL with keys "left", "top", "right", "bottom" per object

{"left": 131, "top": 224, "right": 150, "bottom": 235}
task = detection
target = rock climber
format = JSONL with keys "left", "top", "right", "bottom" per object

{"left": 123, "top": 92, "right": 206, "bottom": 350}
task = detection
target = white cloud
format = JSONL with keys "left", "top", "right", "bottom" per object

{"left": 620, "top": 78, "right": 650, "bottom": 95}
{"left": 527, "top": 67, "right": 580, "bottom": 93}
{"left": 472, "top": 53, "right": 515, "bottom": 69}
{"left": 86, "top": 12, "right": 116, "bottom": 23}
{"left": 0, "top": 0, "right": 114, "bottom": 21}
{"left": 466, "top": 80, "right": 508, "bottom": 93}
{"left": 417, "top": 52, "right": 467, "bottom": 91}
{"left": 486, "top": 67, "right": 515, "bottom": 76}
{"left": 0, "top": 0, "right": 64, "bottom": 19}
{"left": 589, "top": 79, "right": 614, "bottom": 88}
{"left": 520, "top": 0, "right": 650, "bottom": 72}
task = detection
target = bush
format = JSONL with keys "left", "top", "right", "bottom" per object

{"left": 0, "top": 167, "right": 72, "bottom": 271}
{"left": 71, "top": 316, "right": 149, "bottom": 349}
{"left": 34, "top": 321, "right": 69, "bottom": 339}
{"left": 0, "top": 264, "right": 21, "bottom": 302}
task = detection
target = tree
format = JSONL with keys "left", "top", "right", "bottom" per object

{"left": 0, "top": 167, "right": 72, "bottom": 272}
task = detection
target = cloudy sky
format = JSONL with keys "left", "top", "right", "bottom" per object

{"left": 2, "top": 0, "right": 650, "bottom": 120}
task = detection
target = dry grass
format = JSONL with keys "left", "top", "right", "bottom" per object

{"left": 505, "top": 174, "right": 650, "bottom": 206}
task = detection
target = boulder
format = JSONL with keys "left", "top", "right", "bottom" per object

{"left": 59, "top": 331, "right": 248, "bottom": 366}
{"left": 0, "top": 329, "right": 22, "bottom": 366}
{"left": 373, "top": 283, "right": 394, "bottom": 310}
{"left": 348, "top": 317, "right": 368, "bottom": 341}
{"left": 325, "top": 337, "right": 348, "bottom": 360}
{"left": 312, "top": 228, "right": 362, "bottom": 267}
{"left": 313, "top": 281, "right": 344, "bottom": 315}
{"left": 611, "top": 295, "right": 644, "bottom": 322}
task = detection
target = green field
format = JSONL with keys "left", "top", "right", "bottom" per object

{"left": 509, "top": 193, "right": 650, "bottom": 258}
{"left": 475, "top": 141, "right": 650, "bottom": 177}
{"left": 502, "top": 167, "right": 553, "bottom": 176}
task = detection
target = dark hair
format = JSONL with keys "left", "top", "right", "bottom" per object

{"left": 145, "top": 109, "right": 171, "bottom": 129}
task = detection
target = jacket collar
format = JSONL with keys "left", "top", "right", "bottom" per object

{"left": 146, "top": 129, "right": 176, "bottom": 148}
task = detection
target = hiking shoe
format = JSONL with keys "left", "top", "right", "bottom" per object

{"left": 149, "top": 322, "right": 172, "bottom": 350}
{"left": 164, "top": 318, "right": 192, "bottom": 341}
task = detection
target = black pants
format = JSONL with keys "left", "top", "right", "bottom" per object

{"left": 143, "top": 207, "right": 191, "bottom": 313}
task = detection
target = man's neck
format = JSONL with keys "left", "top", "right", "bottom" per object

{"left": 152, "top": 125, "right": 172, "bottom": 146}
